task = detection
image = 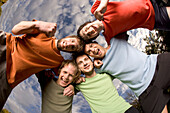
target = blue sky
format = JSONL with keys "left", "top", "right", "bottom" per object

{"left": 0, "top": 0, "right": 153, "bottom": 112}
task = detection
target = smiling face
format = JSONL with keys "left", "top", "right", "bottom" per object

{"left": 57, "top": 36, "right": 81, "bottom": 52}
{"left": 84, "top": 43, "right": 106, "bottom": 58}
{"left": 79, "top": 21, "right": 103, "bottom": 41}
{"left": 76, "top": 54, "right": 94, "bottom": 75}
{"left": 57, "top": 63, "right": 77, "bottom": 87}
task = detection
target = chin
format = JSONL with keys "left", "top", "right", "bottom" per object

{"left": 60, "top": 84, "right": 67, "bottom": 87}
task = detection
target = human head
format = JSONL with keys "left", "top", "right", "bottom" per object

{"left": 57, "top": 35, "right": 85, "bottom": 53}
{"left": 84, "top": 42, "right": 107, "bottom": 59}
{"left": 57, "top": 60, "right": 80, "bottom": 87}
{"left": 75, "top": 53, "right": 94, "bottom": 75}
{"left": 77, "top": 20, "right": 103, "bottom": 42}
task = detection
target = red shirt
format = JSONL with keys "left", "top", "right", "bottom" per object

{"left": 91, "top": 0, "right": 155, "bottom": 44}
{"left": 6, "top": 33, "right": 64, "bottom": 88}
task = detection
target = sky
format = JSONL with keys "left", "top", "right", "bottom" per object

{"left": 0, "top": 0, "right": 154, "bottom": 113}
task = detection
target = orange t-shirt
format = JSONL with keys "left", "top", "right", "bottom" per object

{"left": 91, "top": 0, "right": 155, "bottom": 45}
{"left": 6, "top": 33, "right": 64, "bottom": 88}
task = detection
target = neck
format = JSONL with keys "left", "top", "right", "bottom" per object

{"left": 85, "top": 70, "right": 96, "bottom": 78}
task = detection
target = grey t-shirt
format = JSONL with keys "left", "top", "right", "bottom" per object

{"left": 37, "top": 70, "right": 73, "bottom": 113}
{"left": 42, "top": 79, "right": 73, "bottom": 113}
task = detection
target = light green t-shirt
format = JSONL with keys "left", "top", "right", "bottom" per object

{"left": 76, "top": 73, "right": 131, "bottom": 113}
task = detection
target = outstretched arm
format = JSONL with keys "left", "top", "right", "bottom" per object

{"left": 94, "top": 0, "right": 109, "bottom": 21}
{"left": 12, "top": 20, "right": 57, "bottom": 37}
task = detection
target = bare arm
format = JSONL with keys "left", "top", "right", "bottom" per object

{"left": 12, "top": 20, "right": 57, "bottom": 37}
{"left": 94, "top": 0, "right": 109, "bottom": 20}
{"left": 63, "top": 85, "right": 75, "bottom": 97}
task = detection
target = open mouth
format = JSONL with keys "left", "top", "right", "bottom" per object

{"left": 95, "top": 48, "right": 100, "bottom": 55}
{"left": 84, "top": 64, "right": 90, "bottom": 69}
{"left": 61, "top": 76, "right": 69, "bottom": 84}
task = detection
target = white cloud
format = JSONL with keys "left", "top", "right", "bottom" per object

{"left": 1, "top": 0, "right": 151, "bottom": 112}
{"left": 4, "top": 75, "right": 41, "bottom": 113}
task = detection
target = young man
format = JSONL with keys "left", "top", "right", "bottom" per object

{"left": 36, "top": 60, "right": 80, "bottom": 113}
{"left": 75, "top": 53, "right": 140, "bottom": 113}
{"left": 12, "top": 20, "right": 85, "bottom": 53}
{"left": 0, "top": 20, "right": 84, "bottom": 110}
{"left": 77, "top": 0, "right": 170, "bottom": 44}
{"left": 84, "top": 33, "right": 170, "bottom": 113}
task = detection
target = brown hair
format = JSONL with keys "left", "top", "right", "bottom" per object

{"left": 77, "top": 21, "right": 99, "bottom": 42}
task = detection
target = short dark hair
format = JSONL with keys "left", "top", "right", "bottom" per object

{"left": 77, "top": 21, "right": 99, "bottom": 42}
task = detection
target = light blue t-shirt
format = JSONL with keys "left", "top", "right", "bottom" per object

{"left": 96, "top": 38, "right": 158, "bottom": 96}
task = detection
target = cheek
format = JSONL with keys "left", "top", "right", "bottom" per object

{"left": 78, "top": 65, "right": 82, "bottom": 69}
{"left": 69, "top": 77, "right": 74, "bottom": 82}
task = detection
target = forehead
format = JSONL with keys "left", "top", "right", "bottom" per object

{"left": 64, "top": 37, "right": 79, "bottom": 41}
{"left": 80, "top": 29, "right": 86, "bottom": 38}
{"left": 83, "top": 22, "right": 91, "bottom": 28}
{"left": 76, "top": 55, "right": 90, "bottom": 62}
{"left": 61, "top": 64, "right": 77, "bottom": 74}
{"left": 85, "top": 43, "right": 97, "bottom": 49}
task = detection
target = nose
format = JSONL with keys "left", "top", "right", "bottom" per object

{"left": 87, "top": 27, "right": 94, "bottom": 34}
{"left": 83, "top": 61, "right": 88, "bottom": 67}
{"left": 64, "top": 73, "right": 69, "bottom": 79}
{"left": 89, "top": 47, "right": 94, "bottom": 52}
{"left": 67, "top": 41, "right": 75, "bottom": 47}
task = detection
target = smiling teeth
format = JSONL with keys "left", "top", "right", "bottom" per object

{"left": 62, "top": 77, "right": 68, "bottom": 83}
{"left": 84, "top": 64, "right": 89, "bottom": 69}
{"left": 97, "top": 49, "right": 100, "bottom": 54}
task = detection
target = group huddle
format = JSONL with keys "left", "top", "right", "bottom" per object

{"left": 0, "top": 0, "right": 170, "bottom": 113}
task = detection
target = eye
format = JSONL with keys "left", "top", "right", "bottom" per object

{"left": 64, "top": 71, "right": 67, "bottom": 74}
{"left": 85, "top": 57, "right": 88, "bottom": 61}
{"left": 72, "top": 40, "right": 75, "bottom": 42}
{"left": 89, "top": 44, "right": 92, "bottom": 47}
{"left": 69, "top": 74, "right": 73, "bottom": 77}
{"left": 84, "top": 27, "right": 88, "bottom": 31}
{"left": 78, "top": 61, "right": 82, "bottom": 65}
{"left": 87, "top": 50, "right": 91, "bottom": 54}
